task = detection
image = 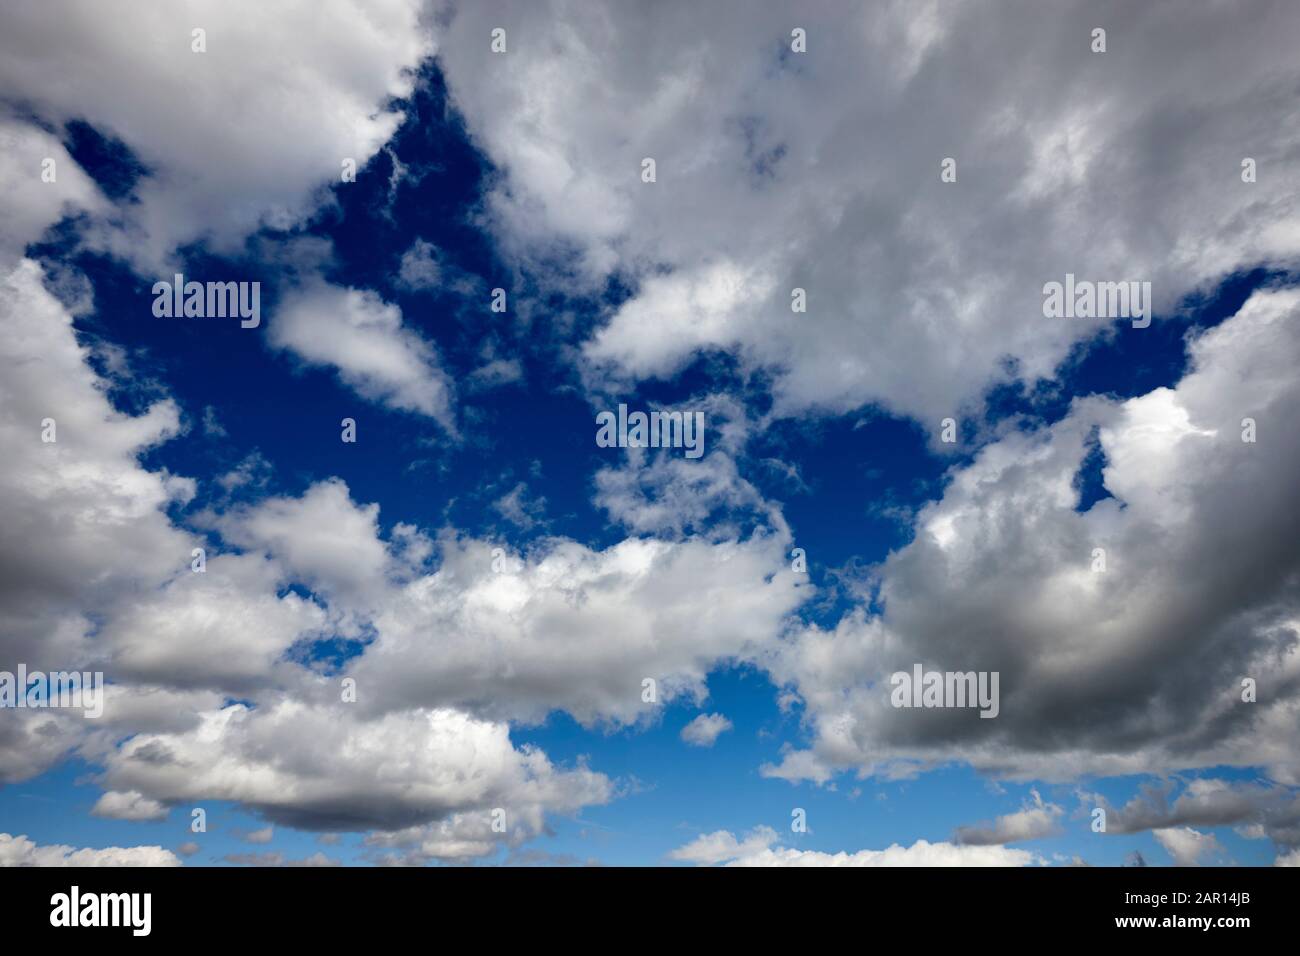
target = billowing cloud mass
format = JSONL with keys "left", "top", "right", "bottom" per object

{"left": 0, "top": 260, "right": 197, "bottom": 788}
{"left": 2, "top": 0, "right": 1298, "bottom": 868}
{"left": 215, "top": 477, "right": 801, "bottom": 726}
{"left": 98, "top": 699, "right": 611, "bottom": 832}
{"left": 0, "top": 114, "right": 105, "bottom": 268}
{"left": 0, "top": 0, "right": 431, "bottom": 270}
{"left": 669, "top": 826, "right": 1038, "bottom": 867}
{"left": 761, "top": 288, "right": 1300, "bottom": 786}
{"left": 434, "top": 0, "right": 1300, "bottom": 423}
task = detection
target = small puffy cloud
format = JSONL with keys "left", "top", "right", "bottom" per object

{"left": 681, "top": 713, "right": 733, "bottom": 748}
{"left": 492, "top": 482, "right": 547, "bottom": 531}
{"left": 245, "top": 827, "right": 274, "bottom": 845}
{"left": 396, "top": 238, "right": 443, "bottom": 290}
{"left": 270, "top": 280, "right": 455, "bottom": 428}
{"left": 1154, "top": 827, "right": 1222, "bottom": 867}
{"left": 955, "top": 790, "right": 1064, "bottom": 845}
{"left": 90, "top": 790, "right": 169, "bottom": 822}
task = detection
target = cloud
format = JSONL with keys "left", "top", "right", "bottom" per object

{"left": 0, "top": 833, "right": 179, "bottom": 867}
{"left": 761, "top": 288, "right": 1300, "bottom": 785}
{"left": 224, "top": 851, "right": 339, "bottom": 867}
{"left": 0, "top": 259, "right": 197, "bottom": 780}
{"left": 397, "top": 238, "right": 443, "bottom": 290}
{"left": 955, "top": 790, "right": 1064, "bottom": 845}
{"left": 681, "top": 713, "right": 734, "bottom": 748}
{"left": 1092, "top": 778, "right": 1300, "bottom": 852}
{"left": 492, "top": 482, "right": 547, "bottom": 530}
{"left": 0, "top": 0, "right": 431, "bottom": 270}
{"left": 90, "top": 790, "right": 169, "bottom": 822}
{"left": 351, "top": 529, "right": 802, "bottom": 726}
{"left": 0, "top": 254, "right": 608, "bottom": 851}
{"left": 435, "top": 0, "right": 1300, "bottom": 424}
{"left": 362, "top": 808, "right": 550, "bottom": 863}
{"left": 269, "top": 280, "right": 456, "bottom": 428}
{"left": 245, "top": 827, "right": 274, "bottom": 845}
{"left": 0, "top": 113, "right": 105, "bottom": 268}
{"left": 98, "top": 697, "right": 612, "bottom": 832}
{"left": 101, "top": 552, "right": 327, "bottom": 694}
{"left": 1276, "top": 847, "right": 1300, "bottom": 867}
{"left": 669, "top": 826, "right": 1038, "bottom": 867}
{"left": 1153, "top": 827, "right": 1222, "bottom": 867}
{"left": 213, "top": 478, "right": 394, "bottom": 608}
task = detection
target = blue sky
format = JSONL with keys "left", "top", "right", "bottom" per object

{"left": 2, "top": 2, "right": 1300, "bottom": 868}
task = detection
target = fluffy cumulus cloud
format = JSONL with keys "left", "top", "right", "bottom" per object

{"left": 1153, "top": 827, "right": 1222, "bottom": 867}
{"left": 0, "top": 114, "right": 105, "bottom": 268}
{"left": 90, "top": 790, "right": 169, "bottom": 822}
{"left": 214, "top": 476, "right": 801, "bottom": 726}
{"left": 681, "top": 713, "right": 734, "bottom": 748}
{"left": 0, "top": 0, "right": 432, "bottom": 270}
{"left": 761, "top": 288, "right": 1300, "bottom": 785}
{"left": 98, "top": 698, "right": 611, "bottom": 833}
{"left": 434, "top": 0, "right": 1300, "bottom": 423}
{"left": 0, "top": 262, "right": 192, "bottom": 666}
{"left": 4, "top": 0, "right": 1300, "bottom": 867}
{"left": 0, "top": 251, "right": 779, "bottom": 857}
{"left": 669, "top": 826, "right": 1038, "bottom": 867}
{"left": 0, "top": 833, "right": 179, "bottom": 867}
{"left": 955, "top": 790, "right": 1064, "bottom": 845}
{"left": 269, "top": 280, "right": 456, "bottom": 429}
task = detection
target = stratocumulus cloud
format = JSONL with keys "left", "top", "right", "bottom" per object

{"left": 0, "top": 0, "right": 1297, "bottom": 874}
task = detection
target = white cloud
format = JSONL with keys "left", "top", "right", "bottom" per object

{"left": 354, "top": 530, "right": 802, "bottom": 726}
{"left": 0, "top": 258, "right": 608, "bottom": 849}
{"left": 98, "top": 697, "right": 612, "bottom": 832}
{"left": 0, "top": 0, "right": 432, "bottom": 270}
{"left": 0, "top": 259, "right": 197, "bottom": 782}
{"left": 669, "top": 826, "right": 1038, "bottom": 867}
{"left": 1154, "top": 827, "right": 1222, "bottom": 867}
{"left": 0, "top": 113, "right": 105, "bottom": 267}
{"left": 1276, "top": 847, "right": 1300, "bottom": 867}
{"left": 209, "top": 470, "right": 803, "bottom": 726}
{"left": 434, "top": 1, "right": 1300, "bottom": 424}
{"left": 270, "top": 280, "right": 456, "bottom": 428}
{"left": 0, "top": 833, "right": 179, "bottom": 867}
{"left": 761, "top": 288, "right": 1300, "bottom": 785}
{"left": 681, "top": 713, "right": 733, "bottom": 748}
{"left": 102, "top": 552, "right": 327, "bottom": 693}
{"left": 90, "top": 790, "right": 169, "bottom": 822}
{"left": 955, "top": 790, "right": 1064, "bottom": 845}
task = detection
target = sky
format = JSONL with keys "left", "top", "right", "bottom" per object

{"left": 1, "top": 0, "right": 1299, "bottom": 868}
